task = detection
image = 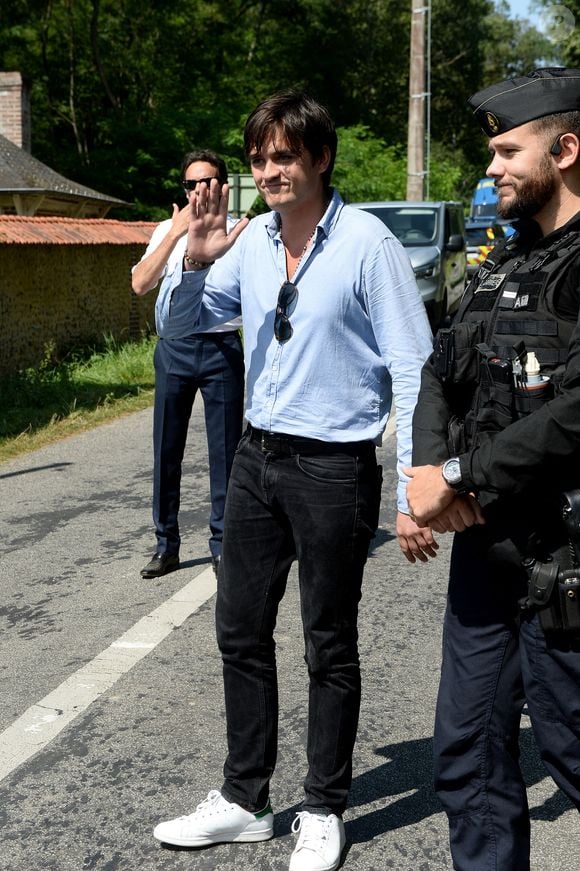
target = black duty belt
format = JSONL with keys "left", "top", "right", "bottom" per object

{"left": 248, "top": 425, "right": 374, "bottom": 457}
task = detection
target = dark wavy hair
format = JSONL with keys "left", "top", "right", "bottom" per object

{"left": 244, "top": 90, "right": 337, "bottom": 190}
{"left": 180, "top": 149, "right": 228, "bottom": 183}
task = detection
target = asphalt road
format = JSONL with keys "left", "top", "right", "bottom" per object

{"left": 0, "top": 404, "right": 578, "bottom": 870}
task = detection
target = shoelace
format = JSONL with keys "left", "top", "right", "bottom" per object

{"left": 291, "top": 812, "right": 330, "bottom": 851}
{"left": 181, "top": 789, "right": 227, "bottom": 820}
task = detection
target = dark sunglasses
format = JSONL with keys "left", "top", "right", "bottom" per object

{"left": 182, "top": 177, "right": 219, "bottom": 191}
{"left": 274, "top": 281, "right": 299, "bottom": 342}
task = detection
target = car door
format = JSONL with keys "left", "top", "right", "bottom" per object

{"left": 443, "top": 206, "right": 467, "bottom": 311}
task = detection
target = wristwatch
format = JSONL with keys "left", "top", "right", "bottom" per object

{"left": 441, "top": 457, "right": 467, "bottom": 493}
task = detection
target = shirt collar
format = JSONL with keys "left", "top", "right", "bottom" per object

{"left": 266, "top": 187, "right": 345, "bottom": 242}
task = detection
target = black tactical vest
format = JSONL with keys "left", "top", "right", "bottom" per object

{"left": 460, "top": 228, "right": 580, "bottom": 370}
{"left": 433, "top": 223, "right": 580, "bottom": 450}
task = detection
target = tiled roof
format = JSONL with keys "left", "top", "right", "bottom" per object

{"left": 0, "top": 215, "right": 157, "bottom": 245}
{"left": 0, "top": 133, "right": 126, "bottom": 205}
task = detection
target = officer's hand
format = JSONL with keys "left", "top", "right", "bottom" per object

{"left": 403, "top": 464, "right": 455, "bottom": 526}
{"left": 397, "top": 511, "right": 440, "bottom": 564}
{"left": 185, "top": 180, "right": 249, "bottom": 262}
{"left": 429, "top": 494, "right": 485, "bottom": 533}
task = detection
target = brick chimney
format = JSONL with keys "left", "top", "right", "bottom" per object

{"left": 0, "top": 72, "right": 31, "bottom": 151}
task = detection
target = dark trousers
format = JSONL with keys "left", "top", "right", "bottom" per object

{"left": 152, "top": 333, "right": 244, "bottom": 558}
{"left": 216, "top": 429, "right": 381, "bottom": 815}
{"left": 434, "top": 527, "right": 580, "bottom": 871}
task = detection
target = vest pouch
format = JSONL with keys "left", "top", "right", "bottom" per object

{"left": 471, "top": 354, "right": 514, "bottom": 435}
{"left": 513, "top": 379, "right": 553, "bottom": 419}
{"left": 476, "top": 380, "right": 514, "bottom": 432}
{"left": 558, "top": 573, "right": 580, "bottom": 633}
{"left": 447, "top": 415, "right": 467, "bottom": 455}
{"left": 433, "top": 320, "right": 486, "bottom": 384}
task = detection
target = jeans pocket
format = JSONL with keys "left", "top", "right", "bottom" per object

{"left": 234, "top": 429, "right": 252, "bottom": 454}
{"left": 296, "top": 453, "right": 357, "bottom": 483}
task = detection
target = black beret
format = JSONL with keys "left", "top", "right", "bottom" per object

{"left": 469, "top": 67, "right": 580, "bottom": 136}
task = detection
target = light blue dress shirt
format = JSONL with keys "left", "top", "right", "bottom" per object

{"left": 158, "top": 189, "right": 433, "bottom": 512}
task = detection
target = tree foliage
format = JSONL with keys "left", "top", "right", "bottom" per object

{"left": 535, "top": 0, "right": 580, "bottom": 66}
{"left": 0, "top": 0, "right": 549, "bottom": 218}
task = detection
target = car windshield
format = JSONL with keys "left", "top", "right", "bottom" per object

{"left": 363, "top": 207, "right": 438, "bottom": 247}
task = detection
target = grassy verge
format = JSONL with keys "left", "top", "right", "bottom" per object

{"left": 0, "top": 335, "right": 156, "bottom": 464}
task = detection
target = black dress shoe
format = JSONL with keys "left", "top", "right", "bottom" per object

{"left": 140, "top": 552, "right": 180, "bottom": 578}
{"left": 211, "top": 555, "right": 221, "bottom": 578}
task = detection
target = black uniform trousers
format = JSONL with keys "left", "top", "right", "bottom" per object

{"left": 434, "top": 524, "right": 580, "bottom": 871}
{"left": 152, "top": 332, "right": 244, "bottom": 558}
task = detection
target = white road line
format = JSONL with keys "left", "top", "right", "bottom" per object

{"left": 0, "top": 567, "right": 217, "bottom": 782}
{"left": 1, "top": 423, "right": 399, "bottom": 783}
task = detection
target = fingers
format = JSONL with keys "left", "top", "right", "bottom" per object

{"left": 184, "top": 179, "right": 241, "bottom": 262}
{"left": 430, "top": 517, "right": 449, "bottom": 534}
{"left": 398, "top": 536, "right": 422, "bottom": 563}
{"left": 194, "top": 178, "right": 226, "bottom": 215}
{"left": 429, "top": 495, "right": 486, "bottom": 533}
{"left": 397, "top": 530, "right": 440, "bottom": 564}
{"left": 417, "top": 535, "right": 439, "bottom": 559}
{"left": 467, "top": 494, "right": 486, "bottom": 524}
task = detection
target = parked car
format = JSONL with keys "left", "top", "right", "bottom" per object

{"left": 465, "top": 220, "right": 506, "bottom": 277}
{"left": 352, "top": 200, "right": 467, "bottom": 328}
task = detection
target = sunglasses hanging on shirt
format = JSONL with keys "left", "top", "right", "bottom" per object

{"left": 274, "top": 281, "right": 299, "bottom": 342}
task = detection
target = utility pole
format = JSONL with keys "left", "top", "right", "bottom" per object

{"left": 406, "top": 0, "right": 427, "bottom": 201}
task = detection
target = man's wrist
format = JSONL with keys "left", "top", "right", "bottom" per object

{"left": 441, "top": 457, "right": 469, "bottom": 494}
{"left": 184, "top": 252, "right": 214, "bottom": 271}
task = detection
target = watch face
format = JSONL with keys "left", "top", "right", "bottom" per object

{"left": 443, "top": 458, "right": 462, "bottom": 485}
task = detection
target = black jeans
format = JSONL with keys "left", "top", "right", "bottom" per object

{"left": 216, "top": 427, "right": 381, "bottom": 815}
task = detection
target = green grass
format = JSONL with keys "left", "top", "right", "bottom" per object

{"left": 0, "top": 335, "right": 157, "bottom": 463}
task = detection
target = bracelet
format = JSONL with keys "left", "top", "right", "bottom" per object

{"left": 184, "top": 252, "right": 214, "bottom": 269}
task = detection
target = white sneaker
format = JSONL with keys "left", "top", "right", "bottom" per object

{"left": 153, "top": 789, "right": 274, "bottom": 847}
{"left": 289, "top": 811, "right": 346, "bottom": 871}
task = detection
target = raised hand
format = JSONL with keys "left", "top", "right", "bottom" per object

{"left": 185, "top": 179, "right": 249, "bottom": 263}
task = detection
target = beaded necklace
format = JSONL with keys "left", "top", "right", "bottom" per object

{"left": 280, "top": 223, "right": 318, "bottom": 279}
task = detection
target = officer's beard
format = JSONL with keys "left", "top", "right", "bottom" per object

{"left": 496, "top": 154, "right": 557, "bottom": 220}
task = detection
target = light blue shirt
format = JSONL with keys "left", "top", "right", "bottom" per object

{"left": 159, "top": 189, "right": 433, "bottom": 512}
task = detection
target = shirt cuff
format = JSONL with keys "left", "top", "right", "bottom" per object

{"left": 397, "top": 479, "right": 409, "bottom": 515}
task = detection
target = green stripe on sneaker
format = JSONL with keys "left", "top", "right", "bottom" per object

{"left": 254, "top": 801, "right": 272, "bottom": 819}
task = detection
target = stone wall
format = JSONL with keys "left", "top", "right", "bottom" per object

{"left": 0, "top": 243, "right": 157, "bottom": 374}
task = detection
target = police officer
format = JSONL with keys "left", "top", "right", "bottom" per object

{"left": 405, "top": 68, "right": 580, "bottom": 870}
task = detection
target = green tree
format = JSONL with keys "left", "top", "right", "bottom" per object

{"left": 0, "top": 0, "right": 553, "bottom": 219}
{"left": 535, "top": 0, "right": 580, "bottom": 65}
